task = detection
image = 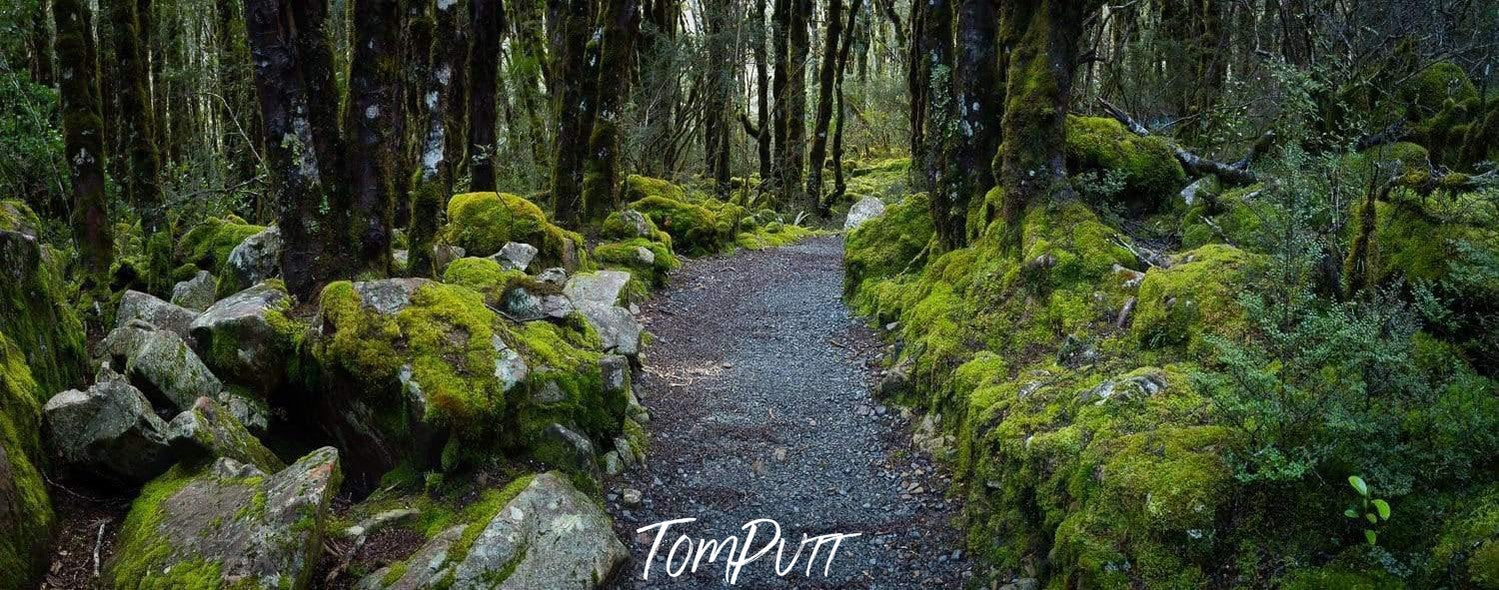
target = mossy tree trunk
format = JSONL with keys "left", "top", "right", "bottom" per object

{"left": 995, "top": 0, "right": 1091, "bottom": 251}
{"left": 347, "top": 0, "right": 402, "bottom": 277}
{"left": 108, "top": 0, "right": 168, "bottom": 293}
{"left": 703, "top": 0, "right": 733, "bottom": 197}
{"left": 805, "top": 0, "right": 843, "bottom": 217}
{"left": 752, "top": 0, "right": 773, "bottom": 187}
{"left": 243, "top": 0, "right": 352, "bottom": 300}
{"left": 468, "top": 0, "right": 504, "bottom": 192}
{"left": 29, "top": 1, "right": 54, "bottom": 86}
{"left": 827, "top": 0, "right": 862, "bottom": 206}
{"left": 55, "top": 0, "right": 114, "bottom": 295}
{"left": 952, "top": 0, "right": 1000, "bottom": 245}
{"left": 580, "top": 0, "right": 642, "bottom": 224}
{"left": 783, "top": 0, "right": 811, "bottom": 212}
{"left": 770, "top": 0, "right": 790, "bottom": 202}
{"left": 919, "top": 0, "right": 959, "bottom": 250}
{"left": 408, "top": 0, "right": 461, "bottom": 278}
{"left": 549, "top": 0, "right": 596, "bottom": 226}
{"left": 906, "top": 0, "right": 927, "bottom": 188}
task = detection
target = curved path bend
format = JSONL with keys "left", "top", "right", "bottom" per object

{"left": 605, "top": 236, "right": 971, "bottom": 589}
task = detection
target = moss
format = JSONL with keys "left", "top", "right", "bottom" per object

{"left": 1431, "top": 485, "right": 1499, "bottom": 588}
{"left": 1065, "top": 116, "right": 1188, "bottom": 213}
{"left": 843, "top": 192, "right": 935, "bottom": 310}
{"left": 439, "top": 257, "right": 559, "bottom": 308}
{"left": 735, "top": 223, "right": 818, "bottom": 251}
{"left": 511, "top": 320, "right": 620, "bottom": 446}
{"left": 176, "top": 216, "right": 264, "bottom": 282}
{"left": 600, "top": 210, "right": 673, "bottom": 248}
{"left": 447, "top": 474, "right": 536, "bottom": 562}
{"left": 1401, "top": 61, "right": 1479, "bottom": 120}
{"left": 625, "top": 175, "right": 740, "bottom": 256}
{"left": 1279, "top": 566, "right": 1403, "bottom": 590}
{"left": 0, "top": 332, "right": 54, "bottom": 589}
{"left": 107, "top": 464, "right": 209, "bottom": 589}
{"left": 1132, "top": 244, "right": 1260, "bottom": 356}
{"left": 592, "top": 238, "right": 680, "bottom": 288}
{"left": 1180, "top": 183, "right": 1267, "bottom": 249}
{"left": 0, "top": 201, "right": 88, "bottom": 398}
{"left": 440, "top": 192, "right": 586, "bottom": 269}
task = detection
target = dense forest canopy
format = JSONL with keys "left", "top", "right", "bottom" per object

{"left": 2, "top": 0, "right": 1499, "bottom": 588}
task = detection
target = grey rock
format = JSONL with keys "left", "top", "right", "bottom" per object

{"left": 844, "top": 196, "right": 887, "bottom": 230}
{"left": 613, "top": 210, "right": 653, "bottom": 238}
{"left": 435, "top": 245, "right": 466, "bottom": 274}
{"left": 43, "top": 366, "right": 175, "bottom": 484}
{"left": 602, "top": 451, "right": 624, "bottom": 476}
{"left": 227, "top": 225, "right": 282, "bottom": 289}
{"left": 563, "top": 270, "right": 633, "bottom": 307}
{"left": 530, "top": 380, "right": 567, "bottom": 405}
{"left": 1179, "top": 176, "right": 1219, "bottom": 206}
{"left": 1079, "top": 370, "right": 1169, "bottom": 405}
{"left": 189, "top": 282, "right": 290, "bottom": 392}
{"left": 491, "top": 242, "right": 539, "bottom": 272}
{"left": 124, "top": 326, "right": 223, "bottom": 412}
{"left": 633, "top": 246, "right": 656, "bottom": 266}
{"left": 875, "top": 360, "right": 913, "bottom": 400}
{"left": 613, "top": 437, "right": 637, "bottom": 469}
{"left": 217, "top": 389, "right": 270, "bottom": 436}
{"left": 502, "top": 286, "right": 574, "bottom": 321}
{"left": 171, "top": 270, "right": 218, "bottom": 311}
{"left": 600, "top": 354, "right": 630, "bottom": 395}
{"left": 1001, "top": 579, "right": 1041, "bottom": 590}
{"left": 536, "top": 267, "right": 569, "bottom": 287}
{"left": 342, "top": 508, "right": 420, "bottom": 540}
{"left": 620, "top": 488, "right": 642, "bottom": 507}
{"left": 361, "top": 472, "right": 625, "bottom": 590}
{"left": 536, "top": 424, "right": 595, "bottom": 473}
{"left": 491, "top": 335, "right": 529, "bottom": 393}
{"left": 353, "top": 278, "right": 432, "bottom": 315}
{"left": 574, "top": 302, "right": 642, "bottom": 358}
{"left": 116, "top": 290, "right": 199, "bottom": 340}
{"left": 167, "top": 396, "right": 285, "bottom": 472}
{"left": 108, "top": 447, "right": 342, "bottom": 590}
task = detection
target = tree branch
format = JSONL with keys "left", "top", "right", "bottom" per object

{"left": 1097, "top": 97, "right": 1259, "bottom": 185}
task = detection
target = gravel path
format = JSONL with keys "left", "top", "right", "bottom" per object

{"left": 605, "top": 236, "right": 972, "bottom": 589}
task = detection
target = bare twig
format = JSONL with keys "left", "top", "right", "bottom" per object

{"left": 92, "top": 521, "right": 107, "bottom": 578}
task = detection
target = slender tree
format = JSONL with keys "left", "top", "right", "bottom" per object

{"left": 108, "top": 0, "right": 167, "bottom": 291}
{"left": 919, "top": 0, "right": 959, "bottom": 248}
{"left": 549, "top": 0, "right": 595, "bottom": 225}
{"left": 770, "top": 0, "right": 790, "bottom": 200}
{"left": 581, "top": 0, "right": 642, "bottom": 222}
{"left": 703, "top": 0, "right": 734, "bottom": 196}
{"left": 950, "top": 0, "right": 1000, "bottom": 244}
{"left": 468, "top": 0, "right": 504, "bottom": 191}
{"left": 783, "top": 0, "right": 811, "bottom": 211}
{"left": 827, "top": 0, "right": 862, "bottom": 205}
{"left": 347, "top": 0, "right": 403, "bottom": 275}
{"left": 55, "top": 0, "right": 113, "bottom": 294}
{"left": 752, "top": 0, "right": 773, "bottom": 186}
{"left": 806, "top": 0, "right": 844, "bottom": 216}
{"left": 408, "top": 0, "right": 462, "bottom": 277}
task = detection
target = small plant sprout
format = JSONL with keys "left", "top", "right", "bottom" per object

{"left": 1344, "top": 475, "right": 1391, "bottom": 546}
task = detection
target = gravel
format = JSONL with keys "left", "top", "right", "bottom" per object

{"left": 605, "top": 236, "right": 971, "bottom": 589}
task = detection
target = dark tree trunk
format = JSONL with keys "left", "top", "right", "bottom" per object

{"left": 347, "top": 0, "right": 402, "bottom": 276}
{"left": 581, "top": 0, "right": 642, "bottom": 223}
{"left": 468, "top": 0, "right": 505, "bottom": 191}
{"left": 244, "top": 0, "right": 351, "bottom": 300}
{"left": 287, "top": 0, "right": 347, "bottom": 205}
{"left": 108, "top": 0, "right": 167, "bottom": 291}
{"left": 996, "top": 0, "right": 1089, "bottom": 250}
{"left": 55, "top": 0, "right": 114, "bottom": 294}
{"left": 919, "top": 0, "right": 958, "bottom": 249}
{"left": 549, "top": 0, "right": 596, "bottom": 225}
{"left": 703, "top": 0, "right": 733, "bottom": 196}
{"left": 408, "top": 0, "right": 462, "bottom": 277}
{"left": 29, "top": 2, "right": 54, "bottom": 85}
{"left": 753, "top": 0, "right": 773, "bottom": 187}
{"left": 949, "top": 0, "right": 1000, "bottom": 246}
{"left": 784, "top": 0, "right": 811, "bottom": 212}
{"left": 770, "top": 0, "right": 790, "bottom": 200}
{"left": 828, "top": 0, "right": 862, "bottom": 205}
{"left": 805, "top": 0, "right": 843, "bottom": 217}
{"left": 906, "top": 0, "right": 927, "bottom": 187}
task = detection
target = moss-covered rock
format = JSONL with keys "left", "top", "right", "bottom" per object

{"left": 0, "top": 201, "right": 88, "bottom": 400}
{"left": 593, "top": 238, "right": 679, "bottom": 288}
{"left": 1430, "top": 484, "right": 1499, "bottom": 588}
{"left": 441, "top": 192, "right": 586, "bottom": 270}
{"left": 625, "top": 175, "right": 743, "bottom": 256}
{"left": 0, "top": 331, "right": 54, "bottom": 590}
{"left": 1401, "top": 61, "right": 1479, "bottom": 120}
{"left": 108, "top": 447, "right": 342, "bottom": 590}
{"left": 175, "top": 215, "right": 265, "bottom": 285}
{"left": 1180, "top": 183, "right": 1267, "bottom": 250}
{"left": 1132, "top": 244, "right": 1260, "bottom": 355}
{"left": 843, "top": 192, "right": 934, "bottom": 310}
{"left": 1065, "top": 115, "right": 1188, "bottom": 213}
{"left": 736, "top": 222, "right": 817, "bottom": 251}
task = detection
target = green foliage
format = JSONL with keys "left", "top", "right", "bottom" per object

{"left": 843, "top": 192, "right": 934, "bottom": 312}
{"left": 624, "top": 175, "right": 745, "bottom": 256}
{"left": 1344, "top": 475, "right": 1392, "bottom": 546}
{"left": 1065, "top": 115, "right": 1188, "bottom": 213}
{"left": 0, "top": 331, "right": 53, "bottom": 590}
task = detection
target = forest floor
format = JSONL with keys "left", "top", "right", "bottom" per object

{"left": 604, "top": 235, "right": 973, "bottom": 589}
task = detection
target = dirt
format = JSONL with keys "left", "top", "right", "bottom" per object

{"left": 605, "top": 236, "right": 972, "bottom": 589}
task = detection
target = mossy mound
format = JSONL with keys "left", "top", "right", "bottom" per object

{"left": 843, "top": 157, "right": 913, "bottom": 202}
{"left": 843, "top": 192, "right": 934, "bottom": 312}
{"left": 175, "top": 215, "right": 264, "bottom": 283}
{"left": 1132, "top": 244, "right": 1260, "bottom": 356}
{"left": 1180, "top": 183, "right": 1267, "bottom": 249}
{"left": 441, "top": 257, "right": 558, "bottom": 304}
{"left": 440, "top": 192, "right": 585, "bottom": 269}
{"left": 0, "top": 200, "right": 88, "bottom": 398}
{"left": 1401, "top": 61, "right": 1479, "bottom": 120}
{"left": 0, "top": 332, "right": 54, "bottom": 590}
{"left": 736, "top": 222, "right": 817, "bottom": 251}
{"left": 1431, "top": 485, "right": 1499, "bottom": 588}
{"left": 624, "top": 175, "right": 744, "bottom": 256}
{"left": 593, "top": 239, "right": 679, "bottom": 288}
{"left": 1065, "top": 115, "right": 1188, "bottom": 213}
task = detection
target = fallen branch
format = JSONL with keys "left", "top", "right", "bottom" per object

{"left": 93, "top": 520, "right": 107, "bottom": 578}
{"left": 1355, "top": 120, "right": 1408, "bottom": 152}
{"left": 1097, "top": 98, "right": 1259, "bottom": 185}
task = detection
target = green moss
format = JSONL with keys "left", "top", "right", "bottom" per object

{"left": 441, "top": 192, "right": 586, "bottom": 270}
{"left": 1132, "top": 244, "right": 1260, "bottom": 356}
{"left": 0, "top": 331, "right": 54, "bottom": 589}
{"left": 1180, "top": 183, "right": 1267, "bottom": 250}
{"left": 511, "top": 320, "right": 620, "bottom": 446}
{"left": 0, "top": 201, "right": 88, "bottom": 398}
{"left": 1064, "top": 116, "right": 1188, "bottom": 213}
{"left": 625, "top": 175, "right": 740, "bottom": 256}
{"left": 735, "top": 223, "right": 818, "bottom": 251}
{"left": 1402, "top": 61, "right": 1479, "bottom": 120}
{"left": 176, "top": 216, "right": 264, "bottom": 290}
{"left": 447, "top": 474, "right": 536, "bottom": 562}
{"left": 1432, "top": 485, "right": 1499, "bottom": 588}
{"left": 843, "top": 192, "right": 935, "bottom": 311}
{"left": 592, "top": 238, "right": 680, "bottom": 288}
{"left": 108, "top": 464, "right": 210, "bottom": 589}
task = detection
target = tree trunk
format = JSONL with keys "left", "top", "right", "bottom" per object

{"left": 29, "top": 2, "right": 54, "bottom": 85}
{"left": 995, "top": 0, "right": 1089, "bottom": 250}
{"left": 753, "top": 0, "right": 773, "bottom": 187}
{"left": 287, "top": 0, "right": 346, "bottom": 203}
{"left": 581, "top": 0, "right": 642, "bottom": 223}
{"left": 244, "top": 0, "right": 350, "bottom": 300}
{"left": 950, "top": 0, "right": 1000, "bottom": 245}
{"left": 906, "top": 0, "right": 927, "bottom": 187}
{"left": 408, "top": 0, "right": 461, "bottom": 277}
{"left": 919, "top": 0, "right": 958, "bottom": 249}
{"left": 783, "top": 0, "right": 811, "bottom": 212}
{"left": 770, "top": 0, "right": 790, "bottom": 201}
{"left": 549, "top": 0, "right": 596, "bottom": 225}
{"left": 108, "top": 0, "right": 167, "bottom": 291}
{"left": 347, "top": 0, "right": 402, "bottom": 276}
{"left": 55, "top": 0, "right": 114, "bottom": 294}
{"left": 828, "top": 0, "right": 862, "bottom": 205}
{"left": 468, "top": 0, "right": 505, "bottom": 191}
{"left": 703, "top": 0, "right": 733, "bottom": 197}
{"left": 806, "top": 0, "right": 843, "bottom": 217}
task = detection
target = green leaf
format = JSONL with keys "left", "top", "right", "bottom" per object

{"left": 1365, "top": 513, "right": 1378, "bottom": 524}
{"left": 1373, "top": 499, "right": 1390, "bottom": 520}
{"left": 1365, "top": 530, "right": 1377, "bottom": 545}
{"left": 1349, "top": 475, "right": 1368, "bottom": 496}
{"left": 1344, "top": 508, "right": 1359, "bottom": 519}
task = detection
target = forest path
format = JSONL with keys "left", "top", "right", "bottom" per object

{"left": 604, "top": 236, "right": 972, "bottom": 589}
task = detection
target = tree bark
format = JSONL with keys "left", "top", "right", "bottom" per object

{"left": 828, "top": 0, "right": 862, "bottom": 206}
{"left": 806, "top": 0, "right": 843, "bottom": 216}
{"left": 581, "top": 0, "right": 642, "bottom": 223}
{"left": 244, "top": 0, "right": 351, "bottom": 300}
{"left": 549, "top": 0, "right": 596, "bottom": 225}
{"left": 770, "top": 0, "right": 791, "bottom": 201}
{"left": 347, "top": 0, "right": 403, "bottom": 276}
{"left": 468, "top": 0, "right": 505, "bottom": 191}
{"left": 108, "top": 0, "right": 167, "bottom": 291}
{"left": 783, "top": 0, "right": 811, "bottom": 212}
{"left": 906, "top": 0, "right": 927, "bottom": 187}
{"left": 995, "top": 0, "right": 1089, "bottom": 251}
{"left": 753, "top": 0, "right": 773, "bottom": 187}
{"left": 703, "top": 0, "right": 733, "bottom": 197}
{"left": 950, "top": 0, "right": 1000, "bottom": 245}
{"left": 55, "top": 0, "right": 114, "bottom": 294}
{"left": 919, "top": 0, "right": 959, "bottom": 249}
{"left": 408, "top": 0, "right": 462, "bottom": 277}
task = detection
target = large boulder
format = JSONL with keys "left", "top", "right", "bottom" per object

{"left": 43, "top": 365, "right": 176, "bottom": 485}
{"left": 0, "top": 331, "right": 54, "bottom": 588}
{"left": 1064, "top": 115, "right": 1188, "bottom": 212}
{"left": 189, "top": 281, "right": 292, "bottom": 394}
{"left": 167, "top": 396, "right": 284, "bottom": 472}
{"left": 844, "top": 195, "right": 887, "bottom": 230}
{"left": 441, "top": 192, "right": 585, "bottom": 270}
{"left": 564, "top": 271, "right": 643, "bottom": 357}
{"left": 224, "top": 225, "right": 282, "bottom": 296}
{"left": 491, "top": 241, "right": 539, "bottom": 272}
{"left": 563, "top": 270, "right": 632, "bottom": 308}
{"left": 116, "top": 290, "right": 199, "bottom": 341}
{"left": 109, "top": 447, "right": 342, "bottom": 590}
{"left": 101, "top": 321, "right": 222, "bottom": 412}
{"left": 174, "top": 216, "right": 265, "bottom": 287}
{"left": 359, "top": 472, "right": 626, "bottom": 590}
{"left": 0, "top": 200, "right": 87, "bottom": 397}
{"left": 170, "top": 270, "right": 218, "bottom": 311}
